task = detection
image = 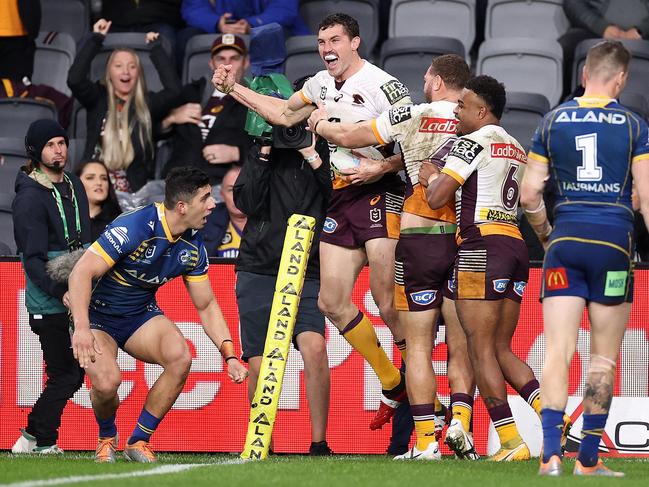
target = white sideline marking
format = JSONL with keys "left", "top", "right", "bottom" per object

{"left": 1, "top": 459, "right": 245, "bottom": 487}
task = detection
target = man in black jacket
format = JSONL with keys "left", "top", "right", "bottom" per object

{"left": 11, "top": 119, "right": 92, "bottom": 454}
{"left": 234, "top": 137, "right": 332, "bottom": 455}
{"left": 163, "top": 34, "right": 252, "bottom": 186}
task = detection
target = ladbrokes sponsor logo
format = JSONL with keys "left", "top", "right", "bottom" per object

{"left": 491, "top": 143, "right": 527, "bottom": 163}
{"left": 546, "top": 267, "right": 569, "bottom": 290}
{"left": 418, "top": 117, "right": 457, "bottom": 134}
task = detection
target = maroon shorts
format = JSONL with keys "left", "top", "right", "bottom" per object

{"left": 452, "top": 234, "right": 529, "bottom": 302}
{"left": 395, "top": 232, "right": 457, "bottom": 311}
{"left": 320, "top": 181, "right": 404, "bottom": 247}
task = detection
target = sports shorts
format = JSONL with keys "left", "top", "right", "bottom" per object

{"left": 453, "top": 234, "right": 529, "bottom": 302}
{"left": 394, "top": 229, "right": 457, "bottom": 311}
{"left": 89, "top": 302, "right": 163, "bottom": 349}
{"left": 320, "top": 179, "right": 404, "bottom": 248}
{"left": 236, "top": 271, "right": 325, "bottom": 362}
{"left": 541, "top": 221, "right": 633, "bottom": 304}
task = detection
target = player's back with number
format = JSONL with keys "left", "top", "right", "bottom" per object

{"left": 443, "top": 124, "right": 527, "bottom": 241}
{"left": 529, "top": 98, "right": 649, "bottom": 226}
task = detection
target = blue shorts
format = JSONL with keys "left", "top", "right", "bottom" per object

{"left": 541, "top": 222, "right": 634, "bottom": 304}
{"left": 89, "top": 303, "right": 164, "bottom": 349}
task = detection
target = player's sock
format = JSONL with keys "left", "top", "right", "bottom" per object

{"left": 488, "top": 403, "right": 522, "bottom": 448}
{"left": 341, "top": 311, "right": 401, "bottom": 390}
{"left": 577, "top": 413, "right": 607, "bottom": 467}
{"left": 433, "top": 397, "right": 448, "bottom": 421}
{"left": 519, "top": 379, "right": 541, "bottom": 417}
{"left": 128, "top": 408, "right": 161, "bottom": 444}
{"left": 412, "top": 403, "right": 437, "bottom": 451}
{"left": 541, "top": 408, "right": 565, "bottom": 463}
{"left": 96, "top": 413, "right": 117, "bottom": 439}
{"left": 451, "top": 393, "right": 474, "bottom": 432}
{"left": 395, "top": 339, "right": 407, "bottom": 361}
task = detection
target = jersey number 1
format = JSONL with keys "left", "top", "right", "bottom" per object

{"left": 576, "top": 133, "right": 602, "bottom": 182}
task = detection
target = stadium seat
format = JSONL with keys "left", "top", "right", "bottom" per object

{"left": 389, "top": 0, "right": 476, "bottom": 55}
{"left": 69, "top": 101, "right": 87, "bottom": 139}
{"left": 0, "top": 138, "right": 27, "bottom": 196}
{"left": 571, "top": 38, "right": 649, "bottom": 102}
{"left": 484, "top": 0, "right": 569, "bottom": 40}
{"left": 284, "top": 36, "right": 326, "bottom": 83}
{"left": 500, "top": 92, "right": 550, "bottom": 150}
{"left": 477, "top": 37, "right": 563, "bottom": 106}
{"left": 67, "top": 138, "right": 86, "bottom": 173}
{"left": 0, "top": 192, "right": 16, "bottom": 255}
{"left": 299, "top": 0, "right": 380, "bottom": 55}
{"left": 182, "top": 34, "right": 250, "bottom": 84}
{"left": 0, "top": 99, "right": 58, "bottom": 139}
{"left": 619, "top": 92, "right": 649, "bottom": 121}
{"left": 89, "top": 33, "right": 174, "bottom": 92}
{"left": 380, "top": 36, "right": 465, "bottom": 103}
{"left": 40, "top": 0, "right": 90, "bottom": 44}
{"left": 33, "top": 31, "right": 77, "bottom": 95}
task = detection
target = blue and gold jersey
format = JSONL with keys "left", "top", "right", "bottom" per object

{"left": 529, "top": 96, "right": 649, "bottom": 227}
{"left": 89, "top": 203, "right": 209, "bottom": 316}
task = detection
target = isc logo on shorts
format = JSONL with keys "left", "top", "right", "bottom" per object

{"left": 410, "top": 290, "right": 437, "bottom": 305}
{"left": 323, "top": 217, "right": 338, "bottom": 233}
{"left": 493, "top": 279, "right": 509, "bottom": 293}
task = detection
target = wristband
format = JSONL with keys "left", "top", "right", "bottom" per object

{"left": 313, "top": 118, "right": 325, "bottom": 136}
{"left": 225, "top": 356, "right": 238, "bottom": 363}
{"left": 219, "top": 339, "right": 235, "bottom": 359}
{"left": 303, "top": 153, "right": 319, "bottom": 164}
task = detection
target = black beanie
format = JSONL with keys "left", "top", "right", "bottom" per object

{"left": 24, "top": 119, "right": 69, "bottom": 162}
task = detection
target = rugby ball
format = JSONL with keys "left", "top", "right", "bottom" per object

{"left": 330, "top": 146, "right": 384, "bottom": 175}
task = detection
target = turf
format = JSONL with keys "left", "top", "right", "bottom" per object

{"left": 0, "top": 453, "right": 647, "bottom": 487}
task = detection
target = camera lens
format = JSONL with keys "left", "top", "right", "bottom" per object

{"left": 284, "top": 126, "right": 300, "bottom": 140}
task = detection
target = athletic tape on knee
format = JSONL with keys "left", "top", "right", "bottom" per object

{"left": 240, "top": 214, "right": 316, "bottom": 460}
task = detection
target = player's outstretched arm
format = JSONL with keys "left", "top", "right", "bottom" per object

{"left": 632, "top": 159, "right": 649, "bottom": 231}
{"left": 68, "top": 250, "right": 111, "bottom": 368}
{"left": 521, "top": 159, "right": 552, "bottom": 247}
{"left": 308, "top": 105, "right": 379, "bottom": 148}
{"left": 184, "top": 278, "right": 248, "bottom": 383}
{"left": 212, "top": 64, "right": 313, "bottom": 126}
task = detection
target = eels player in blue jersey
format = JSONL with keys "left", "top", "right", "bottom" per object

{"left": 521, "top": 41, "right": 649, "bottom": 477}
{"left": 68, "top": 167, "right": 249, "bottom": 463}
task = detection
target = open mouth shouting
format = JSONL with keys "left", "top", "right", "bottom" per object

{"left": 324, "top": 53, "right": 339, "bottom": 71}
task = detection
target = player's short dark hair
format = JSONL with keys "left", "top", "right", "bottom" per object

{"left": 465, "top": 75, "right": 507, "bottom": 120}
{"left": 586, "top": 40, "right": 631, "bottom": 80}
{"left": 431, "top": 54, "right": 470, "bottom": 91}
{"left": 318, "top": 13, "right": 360, "bottom": 39}
{"left": 164, "top": 167, "right": 210, "bottom": 209}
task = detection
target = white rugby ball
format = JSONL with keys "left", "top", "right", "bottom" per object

{"left": 330, "top": 146, "right": 384, "bottom": 175}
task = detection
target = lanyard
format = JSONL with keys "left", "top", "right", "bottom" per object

{"left": 38, "top": 169, "right": 82, "bottom": 250}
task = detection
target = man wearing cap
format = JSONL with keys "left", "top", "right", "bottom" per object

{"left": 163, "top": 33, "right": 251, "bottom": 186}
{"left": 11, "top": 119, "right": 92, "bottom": 454}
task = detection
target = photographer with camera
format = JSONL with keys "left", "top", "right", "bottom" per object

{"left": 233, "top": 97, "right": 332, "bottom": 454}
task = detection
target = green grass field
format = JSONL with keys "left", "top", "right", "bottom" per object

{"left": 0, "top": 453, "right": 647, "bottom": 487}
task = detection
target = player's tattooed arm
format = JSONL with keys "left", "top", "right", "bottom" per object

{"left": 308, "top": 104, "right": 379, "bottom": 148}
{"left": 340, "top": 153, "right": 402, "bottom": 185}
